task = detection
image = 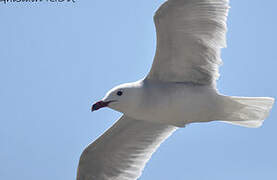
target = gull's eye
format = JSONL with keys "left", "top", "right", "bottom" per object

{"left": 117, "top": 91, "right": 123, "bottom": 96}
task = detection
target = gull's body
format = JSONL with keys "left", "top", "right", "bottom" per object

{"left": 77, "top": 0, "right": 274, "bottom": 179}
{"left": 108, "top": 80, "right": 228, "bottom": 127}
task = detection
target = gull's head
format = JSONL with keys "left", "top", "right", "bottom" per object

{"left": 91, "top": 82, "right": 142, "bottom": 113}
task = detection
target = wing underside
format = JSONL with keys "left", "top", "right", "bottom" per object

{"left": 147, "top": 0, "right": 229, "bottom": 85}
{"left": 77, "top": 116, "right": 177, "bottom": 180}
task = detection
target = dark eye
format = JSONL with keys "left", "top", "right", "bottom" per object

{"left": 117, "top": 91, "right": 123, "bottom": 96}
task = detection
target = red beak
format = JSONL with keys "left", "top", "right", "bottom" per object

{"left": 91, "top": 101, "right": 109, "bottom": 112}
{"left": 91, "top": 101, "right": 113, "bottom": 112}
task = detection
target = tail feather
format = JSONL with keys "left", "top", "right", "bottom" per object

{"left": 219, "top": 96, "right": 274, "bottom": 128}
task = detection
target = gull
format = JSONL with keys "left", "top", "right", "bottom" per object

{"left": 77, "top": 0, "right": 274, "bottom": 179}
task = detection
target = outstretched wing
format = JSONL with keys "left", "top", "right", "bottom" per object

{"left": 77, "top": 116, "right": 177, "bottom": 180}
{"left": 147, "top": 0, "right": 229, "bottom": 85}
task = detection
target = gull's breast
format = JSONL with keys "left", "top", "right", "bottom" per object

{"left": 129, "top": 83, "right": 221, "bottom": 127}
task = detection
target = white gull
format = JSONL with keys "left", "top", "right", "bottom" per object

{"left": 77, "top": 0, "right": 274, "bottom": 179}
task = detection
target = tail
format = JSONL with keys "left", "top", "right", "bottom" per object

{"left": 218, "top": 96, "right": 275, "bottom": 128}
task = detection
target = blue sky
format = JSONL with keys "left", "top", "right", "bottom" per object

{"left": 0, "top": 0, "right": 276, "bottom": 179}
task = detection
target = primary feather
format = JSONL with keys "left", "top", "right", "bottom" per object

{"left": 147, "top": 0, "right": 229, "bottom": 85}
{"left": 77, "top": 116, "right": 176, "bottom": 180}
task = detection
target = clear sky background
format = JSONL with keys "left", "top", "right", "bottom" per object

{"left": 0, "top": 0, "right": 276, "bottom": 180}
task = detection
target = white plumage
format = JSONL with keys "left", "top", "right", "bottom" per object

{"left": 77, "top": 0, "right": 274, "bottom": 179}
{"left": 77, "top": 116, "right": 176, "bottom": 180}
{"left": 148, "top": 0, "right": 229, "bottom": 85}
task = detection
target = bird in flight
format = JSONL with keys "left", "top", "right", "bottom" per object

{"left": 77, "top": 0, "right": 274, "bottom": 179}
